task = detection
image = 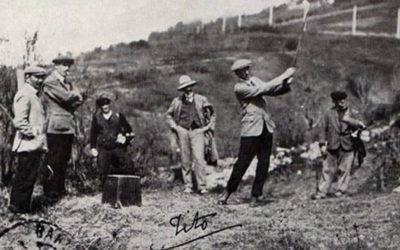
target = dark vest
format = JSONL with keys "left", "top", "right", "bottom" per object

{"left": 179, "top": 100, "right": 201, "bottom": 129}
{"left": 94, "top": 112, "right": 125, "bottom": 149}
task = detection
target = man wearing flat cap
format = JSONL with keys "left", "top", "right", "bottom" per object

{"left": 89, "top": 93, "right": 135, "bottom": 189}
{"left": 9, "top": 66, "right": 48, "bottom": 213}
{"left": 166, "top": 75, "right": 216, "bottom": 195}
{"left": 41, "top": 55, "right": 83, "bottom": 201}
{"left": 312, "top": 91, "right": 366, "bottom": 199}
{"left": 218, "top": 59, "right": 296, "bottom": 206}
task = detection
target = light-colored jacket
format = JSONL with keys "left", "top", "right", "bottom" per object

{"left": 166, "top": 94, "right": 216, "bottom": 131}
{"left": 42, "top": 69, "right": 82, "bottom": 135}
{"left": 12, "top": 84, "right": 47, "bottom": 153}
{"left": 234, "top": 76, "right": 291, "bottom": 137}
{"left": 324, "top": 107, "right": 364, "bottom": 151}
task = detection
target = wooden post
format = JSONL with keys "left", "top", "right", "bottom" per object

{"left": 222, "top": 17, "right": 226, "bottom": 34}
{"left": 352, "top": 5, "right": 357, "bottom": 35}
{"left": 102, "top": 175, "right": 142, "bottom": 207}
{"left": 269, "top": 6, "right": 274, "bottom": 25}
{"left": 397, "top": 8, "right": 400, "bottom": 39}
{"left": 237, "top": 14, "right": 242, "bottom": 28}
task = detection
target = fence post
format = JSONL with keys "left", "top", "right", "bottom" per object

{"left": 397, "top": 8, "right": 400, "bottom": 39}
{"left": 196, "top": 21, "right": 202, "bottom": 34}
{"left": 303, "top": 0, "right": 310, "bottom": 21}
{"left": 222, "top": 16, "right": 226, "bottom": 34}
{"left": 238, "top": 14, "right": 242, "bottom": 28}
{"left": 269, "top": 6, "right": 274, "bottom": 25}
{"left": 352, "top": 5, "right": 357, "bottom": 35}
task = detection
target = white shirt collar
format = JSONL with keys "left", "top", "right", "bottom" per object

{"left": 102, "top": 111, "right": 113, "bottom": 120}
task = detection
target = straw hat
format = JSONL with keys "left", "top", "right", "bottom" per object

{"left": 177, "top": 75, "right": 197, "bottom": 91}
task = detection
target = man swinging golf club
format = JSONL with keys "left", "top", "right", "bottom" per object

{"left": 218, "top": 59, "right": 296, "bottom": 206}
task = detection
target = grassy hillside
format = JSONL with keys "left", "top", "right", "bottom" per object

{"left": 62, "top": 0, "right": 400, "bottom": 192}
{"left": 75, "top": 31, "right": 400, "bottom": 165}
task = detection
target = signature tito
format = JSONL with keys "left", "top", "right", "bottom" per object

{"left": 170, "top": 211, "right": 217, "bottom": 235}
{"left": 150, "top": 211, "right": 242, "bottom": 250}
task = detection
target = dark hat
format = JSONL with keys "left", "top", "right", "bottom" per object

{"left": 96, "top": 92, "right": 114, "bottom": 106}
{"left": 52, "top": 55, "right": 74, "bottom": 65}
{"left": 24, "top": 65, "right": 47, "bottom": 76}
{"left": 330, "top": 91, "right": 347, "bottom": 101}
{"left": 96, "top": 97, "right": 111, "bottom": 106}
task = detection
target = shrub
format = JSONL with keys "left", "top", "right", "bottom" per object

{"left": 0, "top": 67, "right": 17, "bottom": 187}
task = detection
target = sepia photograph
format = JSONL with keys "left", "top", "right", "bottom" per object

{"left": 0, "top": 0, "right": 400, "bottom": 249}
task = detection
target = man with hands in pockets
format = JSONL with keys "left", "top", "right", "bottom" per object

{"left": 166, "top": 75, "right": 216, "bottom": 195}
{"left": 9, "top": 66, "right": 48, "bottom": 214}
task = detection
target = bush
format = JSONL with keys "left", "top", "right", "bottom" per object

{"left": 0, "top": 67, "right": 17, "bottom": 187}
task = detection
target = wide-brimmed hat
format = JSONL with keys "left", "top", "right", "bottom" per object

{"left": 231, "top": 59, "right": 252, "bottom": 72}
{"left": 52, "top": 55, "right": 74, "bottom": 65}
{"left": 178, "top": 75, "right": 197, "bottom": 91}
{"left": 330, "top": 91, "right": 347, "bottom": 101}
{"left": 24, "top": 66, "right": 47, "bottom": 76}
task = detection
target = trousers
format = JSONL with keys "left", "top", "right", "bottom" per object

{"left": 43, "top": 134, "right": 74, "bottom": 198}
{"left": 176, "top": 126, "right": 207, "bottom": 190}
{"left": 10, "top": 151, "right": 43, "bottom": 213}
{"left": 98, "top": 147, "right": 132, "bottom": 188}
{"left": 227, "top": 125, "right": 273, "bottom": 197}
{"left": 318, "top": 148, "right": 355, "bottom": 194}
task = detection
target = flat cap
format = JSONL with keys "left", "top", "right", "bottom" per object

{"left": 330, "top": 91, "right": 347, "bottom": 101}
{"left": 52, "top": 55, "right": 74, "bottom": 65}
{"left": 231, "top": 59, "right": 252, "bottom": 72}
{"left": 24, "top": 65, "right": 47, "bottom": 76}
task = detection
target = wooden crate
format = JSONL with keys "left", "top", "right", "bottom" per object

{"left": 102, "top": 175, "right": 141, "bottom": 207}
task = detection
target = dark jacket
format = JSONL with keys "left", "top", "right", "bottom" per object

{"left": 324, "top": 107, "right": 364, "bottom": 151}
{"left": 90, "top": 111, "right": 132, "bottom": 149}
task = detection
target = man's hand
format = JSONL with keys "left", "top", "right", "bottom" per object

{"left": 126, "top": 132, "right": 135, "bottom": 143}
{"left": 319, "top": 141, "right": 327, "bottom": 156}
{"left": 285, "top": 77, "right": 294, "bottom": 85}
{"left": 202, "top": 125, "right": 211, "bottom": 133}
{"left": 90, "top": 148, "right": 98, "bottom": 157}
{"left": 116, "top": 133, "right": 127, "bottom": 144}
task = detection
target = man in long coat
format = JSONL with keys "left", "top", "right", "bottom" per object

{"left": 42, "top": 55, "right": 83, "bottom": 201}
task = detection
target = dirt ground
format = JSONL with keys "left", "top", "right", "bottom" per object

{"left": 0, "top": 163, "right": 399, "bottom": 250}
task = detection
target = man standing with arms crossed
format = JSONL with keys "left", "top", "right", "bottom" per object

{"left": 42, "top": 55, "right": 83, "bottom": 202}
{"left": 218, "top": 59, "right": 296, "bottom": 206}
{"left": 9, "top": 66, "right": 48, "bottom": 214}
